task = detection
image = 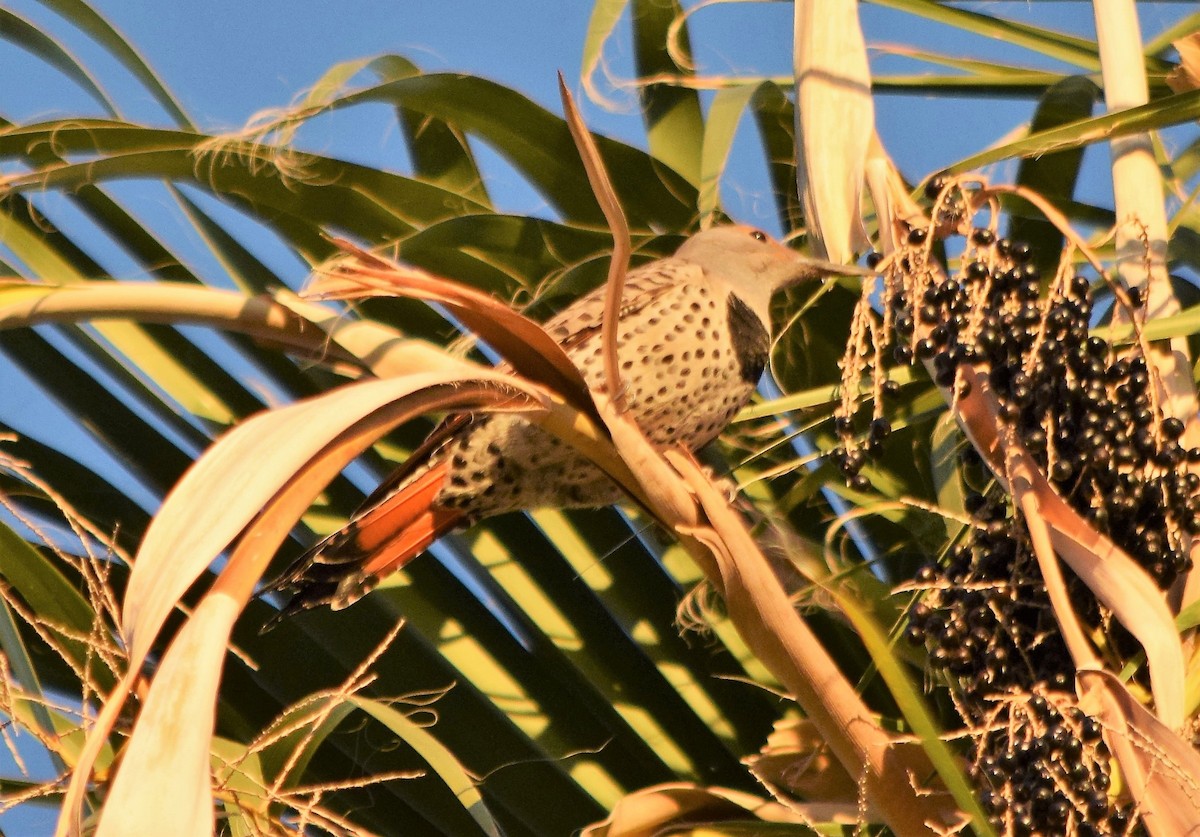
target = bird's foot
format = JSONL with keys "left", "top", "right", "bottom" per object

{"left": 699, "top": 465, "right": 741, "bottom": 505}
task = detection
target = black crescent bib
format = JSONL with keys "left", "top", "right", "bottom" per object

{"left": 727, "top": 293, "right": 769, "bottom": 384}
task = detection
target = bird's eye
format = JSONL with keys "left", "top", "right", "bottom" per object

{"left": 749, "top": 229, "right": 768, "bottom": 242}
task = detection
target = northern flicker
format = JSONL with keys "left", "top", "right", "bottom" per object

{"left": 271, "top": 225, "right": 839, "bottom": 617}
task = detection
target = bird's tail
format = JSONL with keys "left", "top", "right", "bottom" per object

{"left": 263, "top": 461, "right": 463, "bottom": 626}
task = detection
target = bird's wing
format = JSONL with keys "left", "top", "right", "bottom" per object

{"left": 542, "top": 257, "right": 702, "bottom": 354}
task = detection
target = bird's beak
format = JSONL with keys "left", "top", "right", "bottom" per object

{"left": 776, "top": 256, "right": 876, "bottom": 291}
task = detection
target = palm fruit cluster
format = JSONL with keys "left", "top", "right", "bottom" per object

{"left": 831, "top": 179, "right": 1197, "bottom": 835}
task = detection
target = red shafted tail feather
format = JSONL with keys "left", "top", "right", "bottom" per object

{"left": 268, "top": 460, "right": 464, "bottom": 622}
{"left": 343, "top": 460, "right": 463, "bottom": 591}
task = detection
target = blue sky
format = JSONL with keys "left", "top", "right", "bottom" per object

{"left": 3, "top": 2, "right": 1189, "bottom": 254}
{"left": 0, "top": 2, "right": 1196, "bottom": 833}
{"left": 2, "top": 2, "right": 1129, "bottom": 206}
{"left": 6, "top": 3, "right": 1186, "bottom": 239}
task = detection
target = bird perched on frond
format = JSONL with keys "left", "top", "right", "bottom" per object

{"left": 269, "top": 225, "right": 847, "bottom": 619}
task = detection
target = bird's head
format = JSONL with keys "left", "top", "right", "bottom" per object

{"left": 675, "top": 225, "right": 859, "bottom": 329}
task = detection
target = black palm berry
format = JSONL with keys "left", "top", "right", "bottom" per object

{"left": 1016, "top": 263, "right": 1039, "bottom": 282}
{"left": 1163, "top": 416, "right": 1186, "bottom": 439}
{"left": 924, "top": 176, "right": 948, "bottom": 201}
{"left": 971, "top": 227, "right": 996, "bottom": 246}
{"left": 1051, "top": 460, "right": 1080, "bottom": 479}
{"left": 1134, "top": 426, "right": 1155, "bottom": 452}
{"left": 1010, "top": 240, "right": 1032, "bottom": 262}
{"left": 1079, "top": 716, "right": 1102, "bottom": 742}
{"left": 839, "top": 448, "right": 866, "bottom": 476}
{"left": 869, "top": 417, "right": 892, "bottom": 442}
{"left": 873, "top": 221, "right": 1191, "bottom": 823}
{"left": 915, "top": 564, "right": 938, "bottom": 584}
{"left": 965, "top": 260, "right": 990, "bottom": 281}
